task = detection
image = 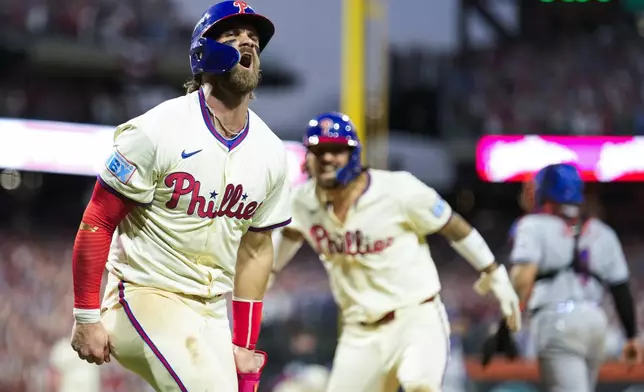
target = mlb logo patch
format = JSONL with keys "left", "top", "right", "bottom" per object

{"left": 431, "top": 198, "right": 446, "bottom": 218}
{"left": 106, "top": 151, "right": 136, "bottom": 184}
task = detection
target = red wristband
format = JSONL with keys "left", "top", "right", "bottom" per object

{"left": 232, "top": 299, "right": 263, "bottom": 350}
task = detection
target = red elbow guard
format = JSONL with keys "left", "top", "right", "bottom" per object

{"left": 232, "top": 299, "right": 263, "bottom": 350}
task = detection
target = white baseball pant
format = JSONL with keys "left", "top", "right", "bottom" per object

{"left": 101, "top": 277, "right": 237, "bottom": 392}
{"left": 326, "top": 296, "right": 451, "bottom": 392}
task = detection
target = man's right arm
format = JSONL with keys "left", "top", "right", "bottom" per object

{"left": 72, "top": 183, "right": 136, "bottom": 322}
{"left": 70, "top": 179, "right": 139, "bottom": 366}
{"left": 508, "top": 217, "right": 542, "bottom": 310}
{"left": 73, "top": 122, "right": 157, "bottom": 323}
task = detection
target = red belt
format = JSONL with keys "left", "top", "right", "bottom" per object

{"left": 359, "top": 294, "right": 437, "bottom": 327}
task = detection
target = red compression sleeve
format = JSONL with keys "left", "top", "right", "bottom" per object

{"left": 232, "top": 299, "right": 263, "bottom": 350}
{"left": 72, "top": 181, "right": 135, "bottom": 309}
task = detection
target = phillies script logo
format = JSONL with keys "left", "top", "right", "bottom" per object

{"left": 164, "top": 172, "right": 260, "bottom": 220}
{"left": 310, "top": 225, "right": 394, "bottom": 256}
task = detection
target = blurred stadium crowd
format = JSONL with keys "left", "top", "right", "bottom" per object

{"left": 447, "top": 28, "right": 644, "bottom": 136}
{"left": 1, "top": 0, "right": 188, "bottom": 46}
{"left": 0, "top": 0, "right": 183, "bottom": 127}
{"left": 1, "top": 0, "right": 644, "bottom": 391}
{"left": 1, "top": 213, "right": 643, "bottom": 391}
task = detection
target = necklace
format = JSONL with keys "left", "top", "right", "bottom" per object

{"left": 205, "top": 104, "right": 248, "bottom": 139}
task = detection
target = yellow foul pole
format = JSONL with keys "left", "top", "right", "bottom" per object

{"left": 339, "top": 0, "right": 367, "bottom": 335}
{"left": 341, "top": 0, "right": 367, "bottom": 161}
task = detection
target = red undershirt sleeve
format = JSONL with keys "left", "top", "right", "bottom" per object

{"left": 72, "top": 181, "right": 136, "bottom": 309}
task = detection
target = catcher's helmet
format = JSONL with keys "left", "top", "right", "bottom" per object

{"left": 190, "top": 1, "right": 274, "bottom": 75}
{"left": 304, "top": 112, "right": 362, "bottom": 186}
{"left": 534, "top": 163, "right": 584, "bottom": 206}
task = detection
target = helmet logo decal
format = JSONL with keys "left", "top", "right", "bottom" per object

{"left": 319, "top": 118, "right": 334, "bottom": 136}
{"left": 233, "top": 1, "right": 249, "bottom": 13}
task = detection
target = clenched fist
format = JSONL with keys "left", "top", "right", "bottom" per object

{"left": 233, "top": 345, "right": 264, "bottom": 373}
{"left": 70, "top": 321, "right": 111, "bottom": 365}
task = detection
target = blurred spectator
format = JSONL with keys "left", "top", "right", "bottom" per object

{"left": 1, "top": 0, "right": 186, "bottom": 47}
{"left": 446, "top": 30, "right": 644, "bottom": 136}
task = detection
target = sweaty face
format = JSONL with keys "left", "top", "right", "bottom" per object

{"left": 214, "top": 25, "right": 261, "bottom": 95}
{"left": 308, "top": 144, "right": 352, "bottom": 189}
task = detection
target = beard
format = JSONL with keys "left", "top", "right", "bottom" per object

{"left": 316, "top": 177, "right": 338, "bottom": 189}
{"left": 213, "top": 57, "right": 261, "bottom": 96}
{"left": 313, "top": 167, "right": 340, "bottom": 189}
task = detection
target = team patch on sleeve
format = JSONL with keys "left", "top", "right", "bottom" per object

{"left": 106, "top": 150, "right": 136, "bottom": 184}
{"left": 431, "top": 198, "right": 447, "bottom": 218}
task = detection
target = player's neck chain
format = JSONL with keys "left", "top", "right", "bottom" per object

{"left": 215, "top": 116, "right": 246, "bottom": 139}
{"left": 206, "top": 104, "right": 248, "bottom": 140}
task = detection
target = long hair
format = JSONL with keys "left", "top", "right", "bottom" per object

{"left": 184, "top": 75, "right": 202, "bottom": 94}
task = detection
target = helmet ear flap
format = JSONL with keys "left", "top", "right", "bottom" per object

{"left": 335, "top": 145, "right": 363, "bottom": 186}
{"left": 189, "top": 46, "right": 205, "bottom": 74}
{"left": 190, "top": 37, "right": 241, "bottom": 75}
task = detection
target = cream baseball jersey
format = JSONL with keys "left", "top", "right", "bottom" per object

{"left": 98, "top": 89, "right": 291, "bottom": 298}
{"left": 510, "top": 214, "right": 629, "bottom": 311}
{"left": 289, "top": 169, "right": 452, "bottom": 324}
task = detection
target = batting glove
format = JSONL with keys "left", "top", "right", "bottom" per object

{"left": 473, "top": 265, "right": 522, "bottom": 332}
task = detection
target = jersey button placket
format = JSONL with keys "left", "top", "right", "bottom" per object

{"left": 222, "top": 154, "right": 234, "bottom": 196}
{"left": 208, "top": 155, "right": 230, "bottom": 231}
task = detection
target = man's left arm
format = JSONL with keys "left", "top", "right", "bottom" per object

{"left": 231, "top": 147, "right": 291, "bottom": 382}
{"left": 399, "top": 172, "right": 520, "bottom": 331}
{"left": 233, "top": 147, "right": 291, "bottom": 305}
{"left": 231, "top": 229, "right": 274, "bottom": 388}
{"left": 598, "top": 229, "right": 641, "bottom": 364}
{"left": 232, "top": 229, "right": 275, "bottom": 347}
{"left": 438, "top": 213, "right": 521, "bottom": 331}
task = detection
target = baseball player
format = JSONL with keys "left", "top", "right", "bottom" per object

{"left": 271, "top": 112, "right": 521, "bottom": 392}
{"left": 69, "top": 2, "right": 291, "bottom": 391}
{"left": 508, "top": 163, "right": 642, "bottom": 391}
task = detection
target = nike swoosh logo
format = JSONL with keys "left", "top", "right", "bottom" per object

{"left": 181, "top": 149, "right": 203, "bottom": 159}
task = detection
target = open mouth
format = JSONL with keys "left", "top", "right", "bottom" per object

{"left": 322, "top": 166, "right": 336, "bottom": 174}
{"left": 239, "top": 53, "right": 252, "bottom": 69}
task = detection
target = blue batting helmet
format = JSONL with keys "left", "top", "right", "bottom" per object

{"left": 304, "top": 112, "right": 362, "bottom": 186}
{"left": 534, "top": 163, "right": 584, "bottom": 205}
{"left": 190, "top": 1, "right": 274, "bottom": 75}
